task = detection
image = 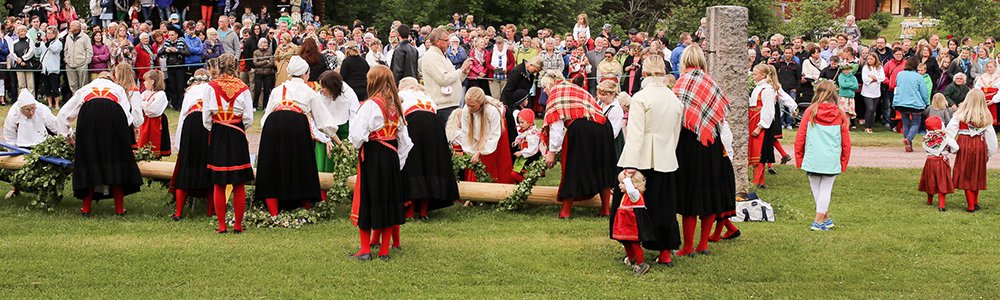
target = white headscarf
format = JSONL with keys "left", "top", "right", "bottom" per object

{"left": 287, "top": 55, "right": 309, "bottom": 77}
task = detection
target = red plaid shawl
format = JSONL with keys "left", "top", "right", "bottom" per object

{"left": 543, "top": 80, "right": 606, "bottom": 126}
{"left": 672, "top": 68, "right": 730, "bottom": 146}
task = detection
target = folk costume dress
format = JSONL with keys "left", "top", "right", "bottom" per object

{"left": 349, "top": 95, "right": 413, "bottom": 231}
{"left": 611, "top": 178, "right": 654, "bottom": 243}
{"left": 673, "top": 68, "right": 737, "bottom": 220}
{"left": 314, "top": 82, "right": 360, "bottom": 172}
{"left": 201, "top": 75, "right": 255, "bottom": 186}
{"left": 918, "top": 128, "right": 958, "bottom": 196}
{"left": 543, "top": 80, "right": 617, "bottom": 202}
{"left": 400, "top": 89, "right": 459, "bottom": 213}
{"left": 510, "top": 109, "right": 541, "bottom": 182}
{"left": 257, "top": 77, "right": 338, "bottom": 212}
{"left": 202, "top": 74, "right": 254, "bottom": 232}
{"left": 461, "top": 98, "right": 516, "bottom": 184}
{"left": 137, "top": 90, "right": 171, "bottom": 157}
{"left": 170, "top": 82, "right": 214, "bottom": 212}
{"left": 946, "top": 114, "right": 998, "bottom": 192}
{"left": 601, "top": 97, "right": 625, "bottom": 161}
{"left": 57, "top": 79, "right": 143, "bottom": 205}
{"left": 973, "top": 71, "right": 1000, "bottom": 126}
{"left": 4, "top": 89, "right": 63, "bottom": 148}
{"left": 749, "top": 80, "right": 777, "bottom": 186}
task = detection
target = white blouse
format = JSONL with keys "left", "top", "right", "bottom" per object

{"left": 461, "top": 103, "right": 503, "bottom": 155}
{"left": 176, "top": 83, "right": 211, "bottom": 149}
{"left": 749, "top": 80, "right": 776, "bottom": 129}
{"left": 348, "top": 99, "right": 414, "bottom": 169}
{"left": 513, "top": 125, "right": 540, "bottom": 158}
{"left": 400, "top": 89, "right": 438, "bottom": 114}
{"left": 945, "top": 112, "right": 998, "bottom": 157}
{"left": 861, "top": 66, "right": 886, "bottom": 98}
{"left": 601, "top": 99, "right": 624, "bottom": 139}
{"left": 140, "top": 90, "right": 168, "bottom": 118}
{"left": 3, "top": 92, "right": 63, "bottom": 147}
{"left": 201, "top": 80, "right": 255, "bottom": 131}
{"left": 327, "top": 82, "right": 361, "bottom": 126}
{"left": 57, "top": 79, "right": 133, "bottom": 134}
{"left": 126, "top": 89, "right": 144, "bottom": 127}
{"left": 262, "top": 78, "right": 338, "bottom": 141}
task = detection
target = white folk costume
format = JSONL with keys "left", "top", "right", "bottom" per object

{"left": 314, "top": 81, "right": 360, "bottom": 173}
{"left": 57, "top": 79, "right": 142, "bottom": 215}
{"left": 974, "top": 70, "right": 1000, "bottom": 125}
{"left": 601, "top": 97, "right": 625, "bottom": 161}
{"left": 3, "top": 89, "right": 63, "bottom": 148}
{"left": 202, "top": 73, "right": 254, "bottom": 233}
{"left": 170, "top": 80, "right": 215, "bottom": 219}
{"left": 257, "top": 56, "right": 339, "bottom": 215}
{"left": 748, "top": 80, "right": 777, "bottom": 186}
{"left": 399, "top": 89, "right": 458, "bottom": 217}
{"left": 137, "top": 90, "right": 171, "bottom": 157}
{"left": 510, "top": 108, "right": 541, "bottom": 182}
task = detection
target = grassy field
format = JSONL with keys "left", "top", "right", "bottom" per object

{"left": 782, "top": 126, "right": 920, "bottom": 148}
{"left": 1, "top": 165, "right": 999, "bottom": 298}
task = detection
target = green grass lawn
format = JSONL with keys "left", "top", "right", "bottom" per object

{"left": 1, "top": 166, "right": 999, "bottom": 298}
{"left": 782, "top": 126, "right": 921, "bottom": 148}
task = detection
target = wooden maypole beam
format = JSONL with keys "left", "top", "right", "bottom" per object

{"left": 0, "top": 156, "right": 602, "bottom": 208}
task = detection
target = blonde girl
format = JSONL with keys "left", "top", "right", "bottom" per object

{"left": 947, "top": 90, "right": 998, "bottom": 212}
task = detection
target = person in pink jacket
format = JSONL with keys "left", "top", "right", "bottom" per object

{"left": 794, "top": 80, "right": 852, "bottom": 232}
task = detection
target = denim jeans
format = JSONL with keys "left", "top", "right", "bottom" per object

{"left": 141, "top": 6, "right": 153, "bottom": 23}
{"left": 899, "top": 110, "right": 923, "bottom": 142}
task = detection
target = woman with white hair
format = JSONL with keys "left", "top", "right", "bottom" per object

{"left": 203, "top": 28, "right": 224, "bottom": 61}
{"left": 274, "top": 31, "right": 299, "bottom": 86}
{"left": 398, "top": 77, "right": 459, "bottom": 219}
{"left": 540, "top": 70, "right": 616, "bottom": 218}
{"left": 2, "top": 89, "right": 63, "bottom": 199}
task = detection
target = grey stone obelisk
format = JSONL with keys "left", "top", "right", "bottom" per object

{"left": 706, "top": 5, "right": 750, "bottom": 198}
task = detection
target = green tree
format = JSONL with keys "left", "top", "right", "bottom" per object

{"left": 661, "top": 0, "right": 779, "bottom": 40}
{"left": 911, "top": 0, "right": 1000, "bottom": 38}
{"left": 779, "top": 0, "right": 841, "bottom": 40}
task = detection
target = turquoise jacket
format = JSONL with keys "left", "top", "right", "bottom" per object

{"left": 836, "top": 69, "right": 858, "bottom": 98}
{"left": 893, "top": 70, "right": 930, "bottom": 110}
{"left": 795, "top": 103, "right": 852, "bottom": 175}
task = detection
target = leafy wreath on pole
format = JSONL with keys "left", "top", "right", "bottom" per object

{"left": 4, "top": 136, "right": 74, "bottom": 211}
{"left": 497, "top": 159, "right": 549, "bottom": 211}
{"left": 451, "top": 153, "right": 494, "bottom": 183}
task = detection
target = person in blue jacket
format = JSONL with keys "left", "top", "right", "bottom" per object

{"left": 893, "top": 56, "right": 930, "bottom": 152}
{"left": 182, "top": 21, "right": 203, "bottom": 76}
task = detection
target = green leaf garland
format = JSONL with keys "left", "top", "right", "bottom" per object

{"left": 497, "top": 159, "right": 550, "bottom": 211}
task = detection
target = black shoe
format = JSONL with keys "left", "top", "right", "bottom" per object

{"left": 418, "top": 216, "right": 430, "bottom": 221}
{"left": 938, "top": 207, "right": 947, "bottom": 212}
{"left": 653, "top": 256, "right": 674, "bottom": 267}
{"left": 698, "top": 250, "right": 710, "bottom": 255}
{"left": 378, "top": 254, "right": 392, "bottom": 261}
{"left": 351, "top": 253, "right": 372, "bottom": 261}
{"left": 756, "top": 184, "right": 767, "bottom": 189}
{"left": 966, "top": 208, "right": 976, "bottom": 213}
{"left": 172, "top": 215, "right": 182, "bottom": 221}
{"left": 115, "top": 210, "right": 127, "bottom": 216}
{"left": 975, "top": 204, "right": 981, "bottom": 211}
{"left": 767, "top": 168, "right": 778, "bottom": 175}
{"left": 233, "top": 228, "right": 243, "bottom": 234}
{"left": 780, "top": 155, "right": 792, "bottom": 165}
{"left": 633, "top": 262, "right": 650, "bottom": 275}
{"left": 722, "top": 230, "right": 742, "bottom": 240}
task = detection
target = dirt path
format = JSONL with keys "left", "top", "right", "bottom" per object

{"left": 775, "top": 146, "right": 1000, "bottom": 169}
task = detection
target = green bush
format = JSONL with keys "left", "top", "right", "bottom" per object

{"left": 857, "top": 19, "right": 884, "bottom": 39}
{"left": 870, "top": 12, "right": 893, "bottom": 28}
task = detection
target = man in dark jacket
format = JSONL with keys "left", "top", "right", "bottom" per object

{"left": 773, "top": 47, "right": 801, "bottom": 128}
{"left": 499, "top": 57, "right": 542, "bottom": 158}
{"left": 158, "top": 29, "right": 189, "bottom": 109}
{"left": 390, "top": 25, "right": 419, "bottom": 83}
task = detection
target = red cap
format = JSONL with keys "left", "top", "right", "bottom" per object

{"left": 517, "top": 109, "right": 535, "bottom": 125}
{"left": 925, "top": 116, "right": 943, "bottom": 131}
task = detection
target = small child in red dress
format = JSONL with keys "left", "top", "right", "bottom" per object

{"left": 510, "top": 109, "right": 541, "bottom": 182}
{"left": 612, "top": 171, "right": 653, "bottom": 275}
{"left": 918, "top": 116, "right": 958, "bottom": 211}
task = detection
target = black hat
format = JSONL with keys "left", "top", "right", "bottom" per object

{"left": 627, "top": 28, "right": 638, "bottom": 35}
{"left": 512, "top": 89, "right": 530, "bottom": 106}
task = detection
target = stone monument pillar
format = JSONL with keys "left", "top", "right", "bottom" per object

{"left": 705, "top": 5, "right": 750, "bottom": 198}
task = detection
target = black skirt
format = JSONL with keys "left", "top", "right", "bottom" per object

{"left": 72, "top": 99, "right": 143, "bottom": 200}
{"left": 675, "top": 128, "right": 737, "bottom": 218}
{"left": 639, "top": 170, "right": 681, "bottom": 251}
{"left": 558, "top": 120, "right": 617, "bottom": 201}
{"left": 355, "top": 139, "right": 406, "bottom": 230}
{"left": 402, "top": 111, "right": 458, "bottom": 210}
{"left": 207, "top": 121, "right": 254, "bottom": 185}
{"left": 759, "top": 125, "right": 776, "bottom": 164}
{"left": 770, "top": 101, "right": 784, "bottom": 139}
{"left": 159, "top": 115, "right": 172, "bottom": 156}
{"left": 254, "top": 111, "right": 321, "bottom": 210}
{"left": 172, "top": 112, "right": 212, "bottom": 192}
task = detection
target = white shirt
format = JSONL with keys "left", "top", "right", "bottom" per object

{"left": 348, "top": 99, "right": 414, "bottom": 169}
{"left": 140, "top": 90, "right": 168, "bottom": 118}
{"left": 749, "top": 80, "right": 776, "bottom": 129}
{"left": 326, "top": 82, "right": 360, "bottom": 126}
{"left": 176, "top": 83, "right": 210, "bottom": 149}
{"left": 201, "top": 78, "right": 255, "bottom": 131}
{"left": 126, "top": 89, "right": 144, "bottom": 127}
{"left": 601, "top": 99, "right": 624, "bottom": 139}
{"left": 512, "top": 124, "right": 540, "bottom": 158}
{"left": 57, "top": 79, "right": 133, "bottom": 134}
{"left": 802, "top": 57, "right": 827, "bottom": 81}
{"left": 573, "top": 24, "right": 591, "bottom": 41}
{"left": 262, "top": 78, "right": 338, "bottom": 139}
{"left": 461, "top": 102, "right": 503, "bottom": 155}
{"left": 946, "top": 112, "right": 998, "bottom": 157}
{"left": 3, "top": 91, "right": 63, "bottom": 147}
{"left": 400, "top": 89, "right": 438, "bottom": 113}
{"left": 861, "top": 65, "right": 886, "bottom": 98}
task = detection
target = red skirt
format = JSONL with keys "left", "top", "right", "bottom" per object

{"left": 480, "top": 125, "right": 516, "bottom": 184}
{"left": 612, "top": 208, "right": 640, "bottom": 241}
{"left": 919, "top": 156, "right": 955, "bottom": 194}
{"left": 985, "top": 87, "right": 998, "bottom": 125}
{"left": 137, "top": 115, "right": 171, "bottom": 157}
{"left": 953, "top": 135, "right": 988, "bottom": 191}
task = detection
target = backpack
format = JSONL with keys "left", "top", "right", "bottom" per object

{"left": 730, "top": 198, "right": 775, "bottom": 222}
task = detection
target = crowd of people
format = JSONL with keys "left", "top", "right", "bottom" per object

{"left": 0, "top": 6, "right": 998, "bottom": 275}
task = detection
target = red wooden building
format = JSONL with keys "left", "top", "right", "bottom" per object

{"left": 778, "top": 0, "right": 909, "bottom": 20}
